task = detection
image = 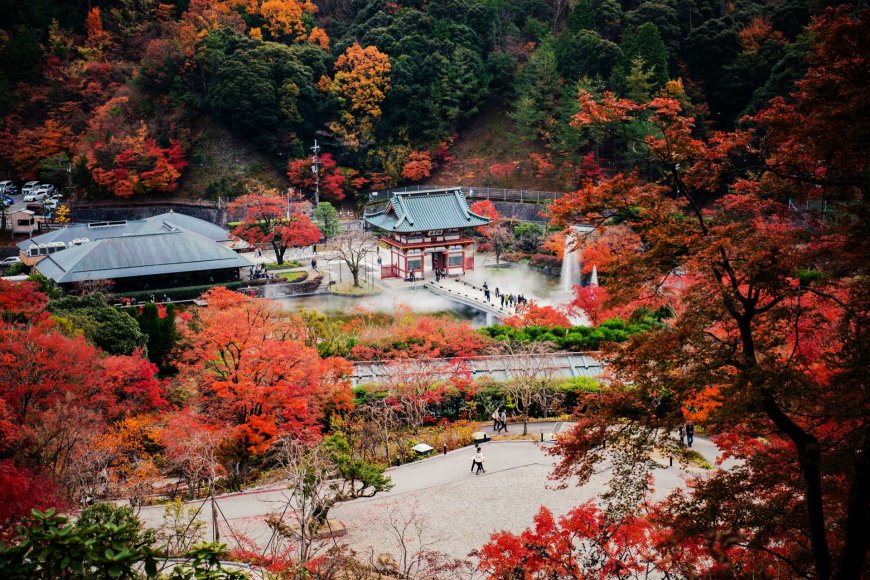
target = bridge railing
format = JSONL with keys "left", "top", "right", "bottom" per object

{"left": 368, "top": 185, "right": 566, "bottom": 204}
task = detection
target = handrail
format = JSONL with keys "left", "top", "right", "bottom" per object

{"left": 368, "top": 185, "right": 566, "bottom": 204}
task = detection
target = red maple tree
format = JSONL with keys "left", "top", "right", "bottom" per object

{"left": 287, "top": 153, "right": 347, "bottom": 202}
{"left": 545, "top": 9, "right": 870, "bottom": 577}
{"left": 180, "top": 288, "right": 353, "bottom": 467}
{"left": 228, "top": 183, "right": 321, "bottom": 264}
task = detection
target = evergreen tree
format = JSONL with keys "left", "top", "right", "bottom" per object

{"left": 511, "top": 38, "right": 562, "bottom": 141}
{"left": 134, "top": 303, "right": 178, "bottom": 375}
{"left": 615, "top": 22, "right": 669, "bottom": 92}
{"left": 624, "top": 56, "right": 655, "bottom": 102}
{"left": 313, "top": 202, "right": 341, "bottom": 238}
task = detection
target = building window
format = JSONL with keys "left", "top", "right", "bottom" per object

{"left": 407, "top": 258, "right": 422, "bottom": 271}
{"left": 448, "top": 254, "right": 463, "bottom": 267}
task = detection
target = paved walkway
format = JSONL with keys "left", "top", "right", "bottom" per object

{"left": 135, "top": 435, "right": 733, "bottom": 561}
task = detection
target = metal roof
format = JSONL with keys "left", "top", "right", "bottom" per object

{"left": 18, "top": 211, "right": 235, "bottom": 252}
{"left": 35, "top": 229, "right": 254, "bottom": 284}
{"left": 364, "top": 189, "right": 490, "bottom": 233}
{"left": 351, "top": 353, "right": 604, "bottom": 386}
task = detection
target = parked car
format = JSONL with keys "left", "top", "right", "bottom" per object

{"left": 0, "top": 180, "right": 17, "bottom": 194}
{"left": 33, "top": 184, "right": 56, "bottom": 196}
{"left": 0, "top": 256, "right": 21, "bottom": 266}
{"left": 26, "top": 203, "right": 45, "bottom": 213}
{"left": 43, "top": 199, "right": 59, "bottom": 211}
{"left": 21, "top": 181, "right": 40, "bottom": 195}
{"left": 0, "top": 194, "right": 13, "bottom": 206}
{"left": 23, "top": 190, "right": 48, "bottom": 202}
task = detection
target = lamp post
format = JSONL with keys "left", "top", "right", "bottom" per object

{"left": 310, "top": 140, "right": 322, "bottom": 207}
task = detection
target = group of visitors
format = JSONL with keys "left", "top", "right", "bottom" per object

{"left": 677, "top": 422, "right": 696, "bottom": 448}
{"left": 250, "top": 264, "right": 273, "bottom": 280}
{"left": 500, "top": 292, "right": 526, "bottom": 310}
{"left": 434, "top": 268, "right": 447, "bottom": 282}
{"left": 479, "top": 282, "right": 527, "bottom": 310}
{"left": 490, "top": 407, "right": 509, "bottom": 433}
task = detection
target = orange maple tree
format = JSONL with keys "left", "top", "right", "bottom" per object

{"left": 180, "top": 288, "right": 353, "bottom": 466}
{"left": 7, "top": 119, "right": 73, "bottom": 179}
{"left": 400, "top": 150, "right": 433, "bottom": 182}
{"left": 319, "top": 43, "right": 391, "bottom": 148}
{"left": 259, "top": 0, "right": 317, "bottom": 40}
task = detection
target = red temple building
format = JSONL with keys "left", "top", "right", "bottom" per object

{"left": 364, "top": 187, "right": 491, "bottom": 280}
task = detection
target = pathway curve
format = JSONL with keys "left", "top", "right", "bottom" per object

{"left": 136, "top": 436, "right": 732, "bottom": 562}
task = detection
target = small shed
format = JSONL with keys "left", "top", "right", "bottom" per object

{"left": 10, "top": 210, "right": 37, "bottom": 235}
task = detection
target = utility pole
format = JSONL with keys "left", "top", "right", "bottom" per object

{"left": 310, "top": 140, "right": 322, "bottom": 207}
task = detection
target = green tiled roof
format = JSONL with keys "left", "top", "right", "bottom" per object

{"left": 364, "top": 189, "right": 490, "bottom": 233}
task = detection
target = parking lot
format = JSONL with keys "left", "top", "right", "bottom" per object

{"left": 1, "top": 181, "right": 63, "bottom": 223}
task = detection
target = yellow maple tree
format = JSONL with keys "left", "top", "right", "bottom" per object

{"left": 319, "top": 43, "right": 391, "bottom": 149}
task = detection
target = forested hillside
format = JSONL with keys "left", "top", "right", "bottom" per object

{"left": 0, "top": 0, "right": 831, "bottom": 203}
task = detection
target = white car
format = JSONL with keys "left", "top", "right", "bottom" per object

{"left": 43, "top": 199, "right": 59, "bottom": 211}
{"left": 23, "top": 190, "right": 48, "bottom": 202}
{"left": 21, "top": 181, "right": 40, "bottom": 195}
{"left": 0, "top": 256, "right": 21, "bottom": 266}
{"left": 34, "top": 184, "right": 56, "bottom": 195}
{"left": 0, "top": 180, "right": 15, "bottom": 194}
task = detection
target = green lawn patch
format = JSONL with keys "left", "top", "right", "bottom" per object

{"left": 264, "top": 260, "right": 302, "bottom": 270}
{"left": 329, "top": 282, "right": 380, "bottom": 296}
{"left": 277, "top": 271, "right": 307, "bottom": 283}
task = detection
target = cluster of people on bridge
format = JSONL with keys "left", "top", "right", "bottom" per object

{"left": 481, "top": 282, "right": 528, "bottom": 310}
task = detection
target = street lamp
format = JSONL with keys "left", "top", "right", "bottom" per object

{"left": 310, "top": 140, "right": 322, "bottom": 207}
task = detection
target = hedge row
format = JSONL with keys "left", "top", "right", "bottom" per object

{"left": 479, "top": 317, "right": 658, "bottom": 351}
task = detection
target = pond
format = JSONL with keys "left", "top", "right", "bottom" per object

{"left": 275, "top": 258, "right": 568, "bottom": 327}
{"left": 275, "top": 291, "right": 489, "bottom": 326}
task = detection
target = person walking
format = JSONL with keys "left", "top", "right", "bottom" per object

{"left": 471, "top": 446, "right": 483, "bottom": 475}
{"left": 678, "top": 424, "right": 685, "bottom": 447}
{"left": 686, "top": 422, "right": 695, "bottom": 447}
{"left": 473, "top": 447, "right": 486, "bottom": 474}
{"left": 311, "top": 258, "right": 318, "bottom": 271}
{"left": 491, "top": 408, "right": 501, "bottom": 431}
{"left": 499, "top": 408, "right": 508, "bottom": 433}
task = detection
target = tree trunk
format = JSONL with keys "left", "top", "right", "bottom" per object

{"left": 522, "top": 409, "right": 528, "bottom": 435}
{"left": 762, "top": 392, "right": 832, "bottom": 579}
{"left": 351, "top": 266, "right": 360, "bottom": 287}
{"left": 273, "top": 242, "right": 285, "bottom": 265}
{"left": 836, "top": 429, "right": 870, "bottom": 579}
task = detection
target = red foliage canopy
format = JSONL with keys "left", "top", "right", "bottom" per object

{"left": 228, "top": 184, "right": 321, "bottom": 264}
{"left": 545, "top": 9, "right": 870, "bottom": 577}
{"left": 287, "top": 153, "right": 347, "bottom": 202}
{"left": 180, "top": 288, "right": 353, "bottom": 457}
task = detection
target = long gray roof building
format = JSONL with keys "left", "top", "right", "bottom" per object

{"left": 35, "top": 228, "right": 253, "bottom": 284}
{"left": 17, "top": 210, "right": 241, "bottom": 254}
